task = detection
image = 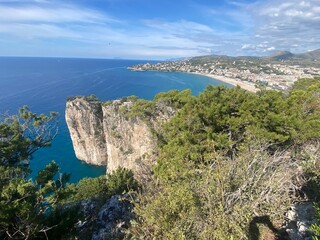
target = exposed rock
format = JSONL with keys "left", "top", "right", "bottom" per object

{"left": 283, "top": 202, "right": 315, "bottom": 240}
{"left": 75, "top": 199, "right": 100, "bottom": 239}
{"left": 102, "top": 101, "right": 156, "bottom": 174}
{"left": 66, "top": 98, "right": 107, "bottom": 165}
{"left": 92, "top": 194, "right": 133, "bottom": 240}
{"left": 66, "top": 97, "right": 176, "bottom": 176}
{"left": 75, "top": 195, "right": 134, "bottom": 240}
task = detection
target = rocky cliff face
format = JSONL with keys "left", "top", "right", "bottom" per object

{"left": 65, "top": 98, "right": 107, "bottom": 165}
{"left": 65, "top": 97, "right": 175, "bottom": 175}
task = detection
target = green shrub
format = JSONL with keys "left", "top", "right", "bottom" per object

{"left": 310, "top": 204, "right": 320, "bottom": 239}
{"left": 65, "top": 176, "right": 107, "bottom": 202}
{"left": 63, "top": 167, "right": 139, "bottom": 203}
{"left": 107, "top": 167, "right": 139, "bottom": 196}
{"left": 131, "top": 80, "right": 320, "bottom": 239}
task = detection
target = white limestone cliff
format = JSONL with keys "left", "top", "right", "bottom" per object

{"left": 65, "top": 97, "right": 175, "bottom": 175}
{"left": 65, "top": 98, "right": 107, "bottom": 165}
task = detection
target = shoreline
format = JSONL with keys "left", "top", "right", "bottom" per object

{"left": 188, "top": 72, "right": 258, "bottom": 93}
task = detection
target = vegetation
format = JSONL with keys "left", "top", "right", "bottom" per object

{"left": 0, "top": 107, "right": 138, "bottom": 239}
{"left": 118, "top": 89, "right": 192, "bottom": 121}
{"left": 0, "top": 105, "right": 58, "bottom": 166}
{"left": 2, "top": 77, "right": 320, "bottom": 239}
{"left": 291, "top": 76, "right": 320, "bottom": 91}
{"left": 130, "top": 77, "right": 320, "bottom": 239}
{"left": 0, "top": 107, "right": 74, "bottom": 239}
{"left": 63, "top": 167, "right": 138, "bottom": 203}
{"left": 310, "top": 204, "right": 320, "bottom": 240}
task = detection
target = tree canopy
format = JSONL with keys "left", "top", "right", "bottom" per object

{"left": 131, "top": 77, "right": 320, "bottom": 240}
{"left": 0, "top": 107, "right": 138, "bottom": 239}
{"left": 2, "top": 77, "right": 320, "bottom": 239}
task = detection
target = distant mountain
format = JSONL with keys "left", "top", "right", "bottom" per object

{"left": 295, "top": 49, "right": 320, "bottom": 61}
{"left": 165, "top": 57, "right": 191, "bottom": 62}
{"left": 186, "top": 49, "right": 320, "bottom": 67}
{"left": 266, "top": 51, "right": 294, "bottom": 61}
{"left": 264, "top": 49, "right": 320, "bottom": 62}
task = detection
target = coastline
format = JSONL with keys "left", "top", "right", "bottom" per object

{"left": 188, "top": 72, "right": 259, "bottom": 93}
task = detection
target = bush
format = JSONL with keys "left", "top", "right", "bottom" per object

{"left": 133, "top": 144, "right": 299, "bottom": 239}
{"left": 130, "top": 81, "right": 320, "bottom": 239}
{"left": 63, "top": 167, "right": 139, "bottom": 203}
{"left": 107, "top": 167, "right": 139, "bottom": 196}
{"left": 310, "top": 204, "right": 320, "bottom": 239}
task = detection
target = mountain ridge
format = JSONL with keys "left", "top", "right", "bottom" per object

{"left": 186, "top": 49, "right": 319, "bottom": 62}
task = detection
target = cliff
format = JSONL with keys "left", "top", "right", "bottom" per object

{"left": 65, "top": 98, "right": 107, "bottom": 165}
{"left": 65, "top": 96, "right": 176, "bottom": 175}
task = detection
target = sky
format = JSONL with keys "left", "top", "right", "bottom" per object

{"left": 0, "top": 0, "right": 319, "bottom": 60}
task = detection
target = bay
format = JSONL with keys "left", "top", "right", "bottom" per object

{"left": 0, "top": 57, "right": 232, "bottom": 182}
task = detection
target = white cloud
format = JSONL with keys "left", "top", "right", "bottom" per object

{"left": 266, "top": 46, "right": 275, "bottom": 51}
{"left": 0, "top": 0, "right": 319, "bottom": 58}
{"left": 0, "top": 1, "right": 217, "bottom": 58}
{"left": 0, "top": 1, "right": 127, "bottom": 43}
{"left": 0, "top": 4, "right": 116, "bottom": 24}
{"left": 143, "top": 19, "right": 214, "bottom": 35}
{"left": 233, "top": 0, "right": 320, "bottom": 55}
{"left": 240, "top": 43, "right": 276, "bottom": 53}
{"left": 241, "top": 44, "right": 253, "bottom": 49}
{"left": 0, "top": 23, "right": 81, "bottom": 39}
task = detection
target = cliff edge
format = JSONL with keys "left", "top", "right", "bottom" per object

{"left": 65, "top": 96, "right": 176, "bottom": 175}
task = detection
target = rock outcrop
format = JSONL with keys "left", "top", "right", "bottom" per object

{"left": 75, "top": 194, "right": 134, "bottom": 240}
{"left": 65, "top": 98, "right": 107, "bottom": 165}
{"left": 283, "top": 202, "right": 315, "bottom": 240}
{"left": 66, "top": 96, "right": 175, "bottom": 175}
{"left": 92, "top": 194, "right": 133, "bottom": 240}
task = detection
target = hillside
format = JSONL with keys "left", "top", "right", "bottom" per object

{"left": 265, "top": 51, "right": 294, "bottom": 61}
{"left": 1, "top": 78, "right": 320, "bottom": 239}
{"left": 187, "top": 49, "right": 320, "bottom": 65}
{"left": 295, "top": 49, "right": 320, "bottom": 61}
{"left": 130, "top": 78, "right": 320, "bottom": 240}
{"left": 130, "top": 49, "right": 320, "bottom": 91}
{"left": 264, "top": 49, "right": 320, "bottom": 64}
{"left": 65, "top": 77, "right": 320, "bottom": 239}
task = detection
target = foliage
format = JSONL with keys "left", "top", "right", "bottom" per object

{"left": 63, "top": 167, "right": 138, "bottom": 203}
{"left": 103, "top": 100, "right": 113, "bottom": 106}
{"left": 301, "top": 141, "right": 320, "bottom": 239}
{"left": 130, "top": 78, "right": 320, "bottom": 240}
{"left": 0, "top": 161, "right": 75, "bottom": 239}
{"left": 121, "top": 89, "right": 192, "bottom": 121}
{"left": 106, "top": 167, "right": 139, "bottom": 196}
{"left": 156, "top": 83, "right": 320, "bottom": 175}
{"left": 120, "top": 95, "right": 139, "bottom": 103}
{"left": 310, "top": 204, "right": 320, "bottom": 240}
{"left": 0, "top": 107, "right": 77, "bottom": 239}
{"left": 153, "top": 89, "right": 193, "bottom": 109}
{"left": 87, "top": 94, "right": 99, "bottom": 101}
{"left": 291, "top": 76, "right": 320, "bottom": 91}
{"left": 45, "top": 203, "right": 81, "bottom": 240}
{"left": 0, "top": 105, "right": 58, "bottom": 166}
{"left": 124, "top": 99, "right": 156, "bottom": 120}
{"left": 2, "top": 77, "right": 320, "bottom": 239}
{"left": 64, "top": 176, "right": 107, "bottom": 202}
{"left": 36, "top": 160, "right": 60, "bottom": 185}
{"left": 54, "top": 167, "right": 139, "bottom": 240}
{"left": 133, "top": 144, "right": 298, "bottom": 239}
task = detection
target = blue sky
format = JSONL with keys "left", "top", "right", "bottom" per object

{"left": 0, "top": 0, "right": 319, "bottom": 59}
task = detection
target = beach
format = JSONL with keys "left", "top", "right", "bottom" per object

{"left": 190, "top": 72, "right": 258, "bottom": 93}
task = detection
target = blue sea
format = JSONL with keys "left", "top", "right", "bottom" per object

{"left": 0, "top": 57, "right": 232, "bottom": 182}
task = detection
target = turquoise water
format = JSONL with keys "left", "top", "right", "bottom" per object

{"left": 0, "top": 57, "right": 232, "bottom": 182}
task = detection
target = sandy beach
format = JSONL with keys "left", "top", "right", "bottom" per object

{"left": 191, "top": 72, "right": 258, "bottom": 93}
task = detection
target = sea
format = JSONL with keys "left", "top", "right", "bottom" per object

{"left": 0, "top": 57, "right": 232, "bottom": 182}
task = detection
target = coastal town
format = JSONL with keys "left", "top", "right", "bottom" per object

{"left": 129, "top": 55, "right": 320, "bottom": 92}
